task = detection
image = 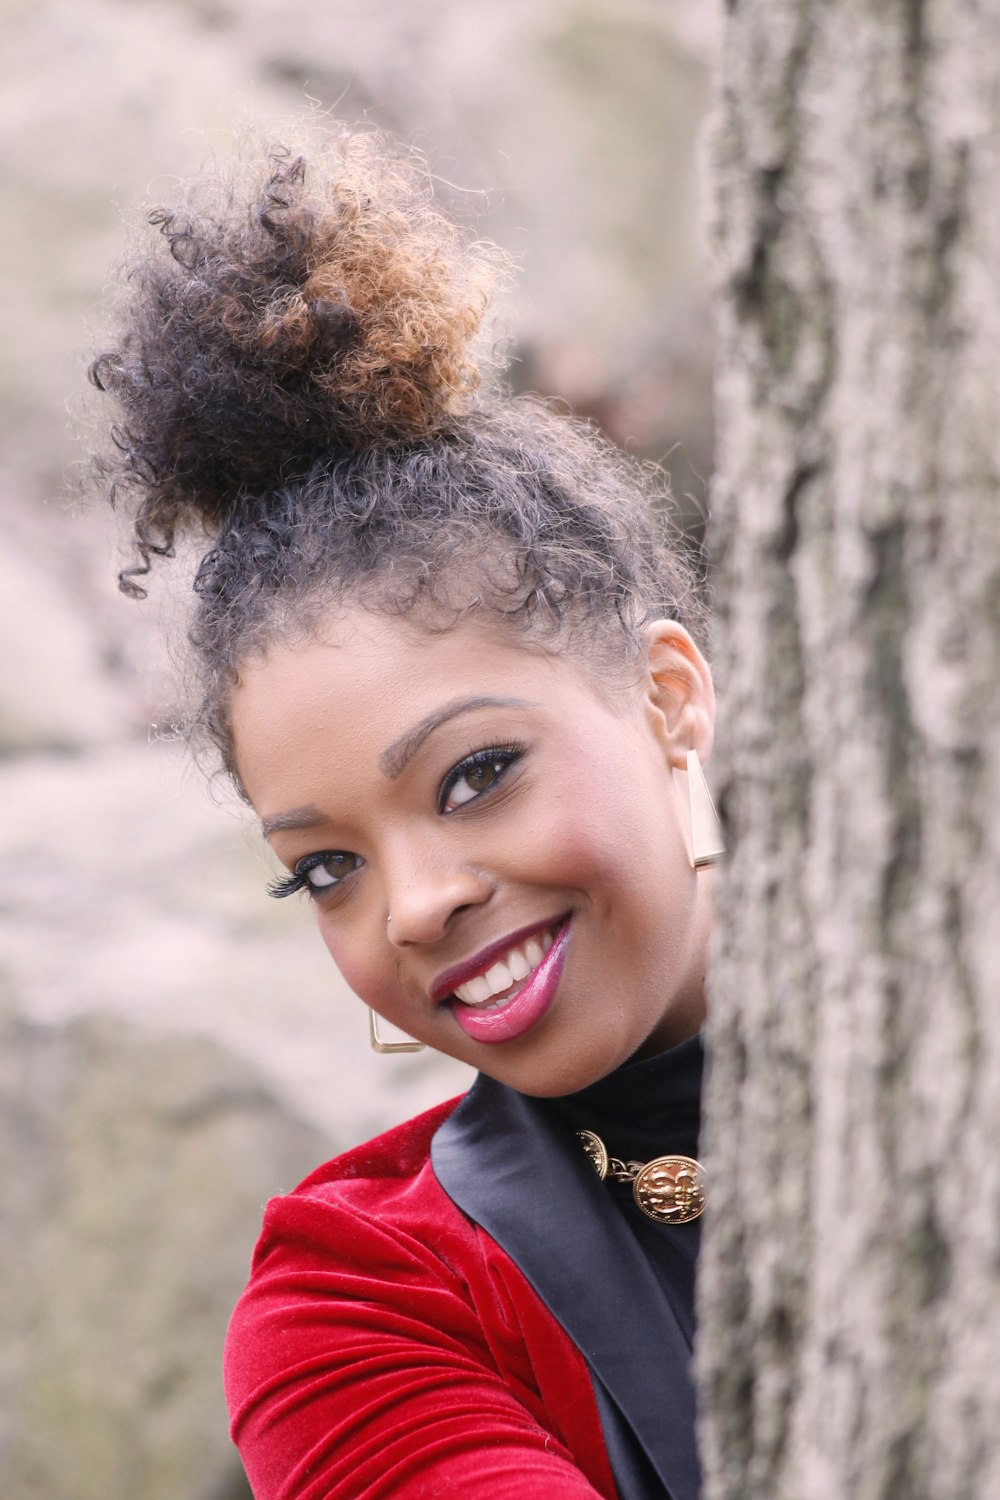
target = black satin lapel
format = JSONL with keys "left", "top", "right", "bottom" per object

{"left": 591, "top": 1374, "right": 674, "bottom": 1500}
{"left": 431, "top": 1074, "right": 700, "bottom": 1500}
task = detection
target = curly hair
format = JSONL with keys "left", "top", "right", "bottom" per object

{"left": 89, "top": 129, "right": 706, "bottom": 784}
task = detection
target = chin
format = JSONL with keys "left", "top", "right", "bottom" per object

{"left": 479, "top": 1040, "right": 631, "bottom": 1100}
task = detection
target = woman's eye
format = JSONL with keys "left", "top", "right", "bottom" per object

{"left": 441, "top": 748, "right": 522, "bottom": 813}
{"left": 303, "top": 852, "right": 361, "bottom": 890}
{"left": 267, "top": 851, "right": 363, "bottom": 901}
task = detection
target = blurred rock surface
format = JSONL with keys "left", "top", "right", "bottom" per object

{"left": 0, "top": 992, "right": 324, "bottom": 1500}
{"left": 0, "top": 530, "right": 131, "bottom": 753}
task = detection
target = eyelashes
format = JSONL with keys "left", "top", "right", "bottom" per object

{"left": 267, "top": 740, "right": 526, "bottom": 900}
{"left": 437, "top": 741, "right": 525, "bottom": 814}
{"left": 267, "top": 870, "right": 310, "bottom": 900}
{"left": 267, "top": 851, "right": 362, "bottom": 900}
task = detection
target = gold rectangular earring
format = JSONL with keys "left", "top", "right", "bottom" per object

{"left": 368, "top": 1008, "right": 426, "bottom": 1054}
{"left": 687, "top": 749, "right": 725, "bottom": 868}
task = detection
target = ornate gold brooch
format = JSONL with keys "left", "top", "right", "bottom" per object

{"left": 576, "top": 1129, "right": 706, "bottom": 1225}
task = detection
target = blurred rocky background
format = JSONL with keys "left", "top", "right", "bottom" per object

{"left": 0, "top": 1, "right": 719, "bottom": 1495}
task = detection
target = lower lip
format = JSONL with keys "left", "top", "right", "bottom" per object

{"left": 449, "top": 921, "right": 570, "bottom": 1044}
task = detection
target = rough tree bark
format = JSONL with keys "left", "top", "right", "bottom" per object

{"left": 698, "top": 4, "right": 1000, "bottom": 1498}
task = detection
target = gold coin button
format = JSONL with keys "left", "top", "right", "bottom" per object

{"left": 632, "top": 1154, "right": 706, "bottom": 1225}
{"left": 576, "top": 1129, "right": 609, "bottom": 1180}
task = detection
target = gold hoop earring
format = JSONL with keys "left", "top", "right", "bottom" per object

{"left": 687, "top": 749, "right": 725, "bottom": 868}
{"left": 368, "top": 1008, "right": 426, "bottom": 1054}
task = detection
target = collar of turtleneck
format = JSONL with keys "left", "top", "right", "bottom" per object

{"left": 542, "top": 1030, "right": 704, "bottom": 1166}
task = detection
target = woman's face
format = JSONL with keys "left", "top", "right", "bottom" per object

{"left": 229, "top": 609, "right": 716, "bottom": 1096}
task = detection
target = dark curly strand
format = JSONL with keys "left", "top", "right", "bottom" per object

{"left": 89, "top": 129, "right": 705, "bottom": 783}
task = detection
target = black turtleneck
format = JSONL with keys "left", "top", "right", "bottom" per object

{"left": 540, "top": 1032, "right": 704, "bottom": 1349}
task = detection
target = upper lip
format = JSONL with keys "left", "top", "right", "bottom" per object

{"left": 429, "top": 913, "right": 569, "bottom": 1002}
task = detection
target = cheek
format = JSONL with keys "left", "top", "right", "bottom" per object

{"left": 515, "top": 757, "right": 692, "bottom": 924}
{"left": 539, "top": 745, "right": 686, "bottom": 871}
{"left": 315, "top": 917, "right": 389, "bottom": 1011}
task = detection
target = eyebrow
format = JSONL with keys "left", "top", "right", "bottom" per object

{"left": 261, "top": 804, "right": 329, "bottom": 839}
{"left": 379, "top": 695, "right": 539, "bottom": 779}
{"left": 260, "top": 695, "right": 538, "bottom": 838}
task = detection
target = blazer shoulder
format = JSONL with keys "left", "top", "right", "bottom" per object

{"left": 246, "top": 1093, "right": 473, "bottom": 1281}
{"left": 295, "top": 1093, "right": 465, "bottom": 1194}
{"left": 226, "top": 1084, "right": 618, "bottom": 1500}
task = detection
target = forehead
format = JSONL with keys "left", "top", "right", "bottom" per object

{"left": 228, "top": 610, "right": 622, "bottom": 804}
{"left": 234, "top": 610, "right": 575, "bottom": 718}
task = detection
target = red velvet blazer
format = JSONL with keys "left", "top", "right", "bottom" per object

{"left": 225, "top": 1074, "right": 700, "bottom": 1499}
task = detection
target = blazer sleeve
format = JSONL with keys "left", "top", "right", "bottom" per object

{"left": 224, "top": 1154, "right": 616, "bottom": 1500}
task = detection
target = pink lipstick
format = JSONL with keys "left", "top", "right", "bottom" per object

{"left": 430, "top": 915, "right": 565, "bottom": 1003}
{"left": 449, "top": 919, "right": 570, "bottom": 1044}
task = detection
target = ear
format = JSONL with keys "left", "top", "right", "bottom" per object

{"left": 641, "top": 619, "right": 716, "bottom": 770}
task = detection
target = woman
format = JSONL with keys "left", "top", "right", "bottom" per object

{"left": 90, "top": 131, "right": 721, "bottom": 1500}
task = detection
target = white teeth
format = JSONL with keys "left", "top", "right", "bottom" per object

{"left": 508, "top": 949, "right": 530, "bottom": 982}
{"left": 485, "top": 960, "right": 513, "bottom": 992}
{"left": 463, "top": 974, "right": 493, "bottom": 1005}
{"left": 453, "top": 926, "right": 559, "bottom": 1007}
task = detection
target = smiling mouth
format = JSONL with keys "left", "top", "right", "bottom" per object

{"left": 444, "top": 917, "right": 571, "bottom": 1045}
{"left": 452, "top": 926, "right": 559, "bottom": 1011}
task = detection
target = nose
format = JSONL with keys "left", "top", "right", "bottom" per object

{"left": 383, "top": 841, "right": 492, "bottom": 948}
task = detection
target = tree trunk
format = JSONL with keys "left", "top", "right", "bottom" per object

{"left": 698, "top": 4, "right": 1000, "bottom": 1498}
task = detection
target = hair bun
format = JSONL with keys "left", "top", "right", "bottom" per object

{"left": 90, "top": 131, "right": 507, "bottom": 560}
{"left": 305, "top": 297, "right": 362, "bottom": 359}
